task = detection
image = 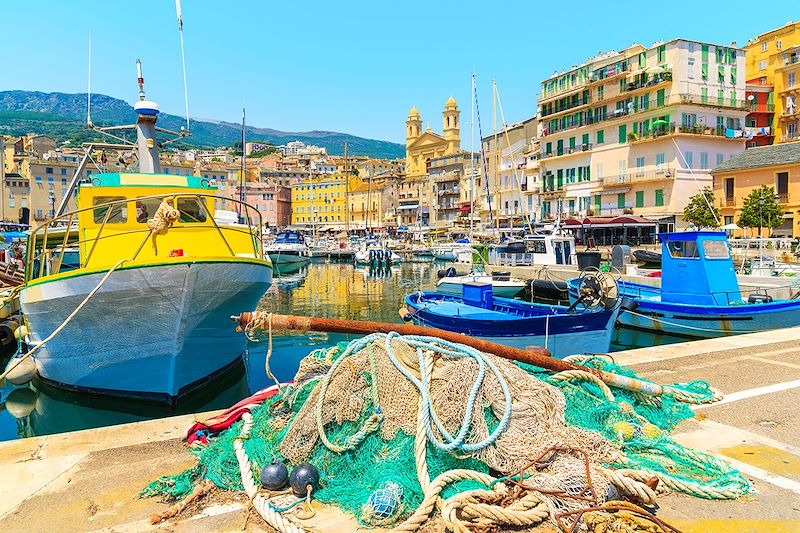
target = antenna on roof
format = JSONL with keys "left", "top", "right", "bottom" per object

{"left": 175, "top": 0, "right": 190, "bottom": 133}
{"left": 87, "top": 33, "right": 92, "bottom": 127}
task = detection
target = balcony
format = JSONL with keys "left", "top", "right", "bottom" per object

{"left": 540, "top": 143, "right": 593, "bottom": 159}
{"left": 602, "top": 166, "right": 675, "bottom": 187}
{"left": 778, "top": 193, "right": 789, "bottom": 204}
{"left": 623, "top": 71, "right": 672, "bottom": 93}
{"left": 632, "top": 122, "right": 747, "bottom": 143}
{"left": 540, "top": 94, "right": 593, "bottom": 118}
{"left": 748, "top": 102, "right": 775, "bottom": 113}
{"left": 723, "top": 196, "right": 735, "bottom": 207}
{"left": 539, "top": 62, "right": 631, "bottom": 101}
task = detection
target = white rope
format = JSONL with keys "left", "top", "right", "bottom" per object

{"left": 234, "top": 412, "right": 307, "bottom": 533}
{"left": 1, "top": 258, "right": 129, "bottom": 382}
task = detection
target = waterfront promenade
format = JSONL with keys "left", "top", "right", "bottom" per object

{"left": 1, "top": 327, "right": 799, "bottom": 532}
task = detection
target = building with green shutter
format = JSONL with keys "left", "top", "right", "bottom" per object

{"left": 537, "top": 39, "right": 747, "bottom": 232}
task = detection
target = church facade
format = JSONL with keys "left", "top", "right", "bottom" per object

{"left": 404, "top": 97, "right": 461, "bottom": 180}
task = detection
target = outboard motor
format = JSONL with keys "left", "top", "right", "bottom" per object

{"left": 369, "top": 249, "right": 376, "bottom": 263}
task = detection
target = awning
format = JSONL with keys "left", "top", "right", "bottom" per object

{"left": 398, "top": 204, "right": 420, "bottom": 210}
{"left": 459, "top": 205, "right": 471, "bottom": 213}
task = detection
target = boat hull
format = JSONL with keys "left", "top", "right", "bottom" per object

{"left": 405, "top": 292, "right": 618, "bottom": 358}
{"left": 20, "top": 260, "right": 272, "bottom": 403}
{"left": 437, "top": 278, "right": 524, "bottom": 298}
{"left": 267, "top": 251, "right": 310, "bottom": 266}
{"left": 567, "top": 279, "right": 800, "bottom": 339}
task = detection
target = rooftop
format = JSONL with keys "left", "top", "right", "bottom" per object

{"left": 712, "top": 141, "right": 800, "bottom": 173}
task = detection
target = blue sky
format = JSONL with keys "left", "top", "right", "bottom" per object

{"left": 0, "top": 1, "right": 792, "bottom": 144}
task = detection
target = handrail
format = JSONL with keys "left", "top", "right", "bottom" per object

{"left": 26, "top": 192, "right": 264, "bottom": 280}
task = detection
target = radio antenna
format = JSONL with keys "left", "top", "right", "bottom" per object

{"left": 176, "top": 0, "right": 190, "bottom": 133}
{"left": 87, "top": 33, "right": 92, "bottom": 127}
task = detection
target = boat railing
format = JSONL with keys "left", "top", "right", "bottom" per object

{"left": 619, "top": 280, "right": 798, "bottom": 304}
{"left": 26, "top": 192, "right": 264, "bottom": 281}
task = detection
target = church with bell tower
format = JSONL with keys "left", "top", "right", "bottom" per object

{"left": 404, "top": 97, "right": 461, "bottom": 180}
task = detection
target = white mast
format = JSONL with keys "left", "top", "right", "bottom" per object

{"left": 470, "top": 72, "right": 475, "bottom": 239}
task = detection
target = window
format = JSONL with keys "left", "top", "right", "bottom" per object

{"left": 35, "top": 176, "right": 42, "bottom": 185}
{"left": 700, "top": 152, "right": 709, "bottom": 169}
{"left": 656, "top": 89, "right": 665, "bottom": 107}
{"left": 701, "top": 63, "right": 709, "bottom": 80}
{"left": 655, "top": 189, "right": 664, "bottom": 207}
{"left": 656, "top": 153, "right": 665, "bottom": 170}
{"left": 635, "top": 191, "right": 644, "bottom": 208}
{"left": 684, "top": 151, "right": 693, "bottom": 168}
{"left": 688, "top": 58, "right": 695, "bottom": 79}
{"left": 761, "top": 42, "right": 768, "bottom": 52}
{"left": 667, "top": 240, "right": 699, "bottom": 258}
{"left": 61, "top": 178, "right": 67, "bottom": 185}
{"left": 635, "top": 156, "right": 645, "bottom": 175}
{"left": 93, "top": 196, "right": 128, "bottom": 223}
{"left": 716, "top": 153, "right": 724, "bottom": 166}
{"left": 8, "top": 199, "right": 14, "bottom": 208}
{"left": 789, "top": 73, "right": 796, "bottom": 89}
{"left": 617, "top": 193, "right": 625, "bottom": 209}
{"left": 777, "top": 40, "right": 782, "bottom": 50}
{"left": 596, "top": 130, "right": 604, "bottom": 144}
{"left": 61, "top": 168, "right": 67, "bottom": 175}
{"left": 759, "top": 60, "right": 767, "bottom": 71}
{"left": 36, "top": 209, "right": 43, "bottom": 219}
{"left": 46, "top": 167, "right": 53, "bottom": 174}
{"left": 597, "top": 86, "right": 604, "bottom": 100}
{"left": 177, "top": 197, "right": 208, "bottom": 223}
{"left": 702, "top": 240, "right": 731, "bottom": 260}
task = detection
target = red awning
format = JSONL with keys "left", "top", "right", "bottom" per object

{"left": 459, "top": 205, "right": 471, "bottom": 213}
{"left": 563, "top": 218, "right": 582, "bottom": 226}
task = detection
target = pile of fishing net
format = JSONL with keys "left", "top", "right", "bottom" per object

{"left": 142, "top": 332, "right": 750, "bottom": 532}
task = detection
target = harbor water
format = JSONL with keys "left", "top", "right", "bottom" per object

{"left": 0, "top": 259, "right": 679, "bottom": 442}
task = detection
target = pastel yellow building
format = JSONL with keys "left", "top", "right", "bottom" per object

{"left": 743, "top": 22, "right": 800, "bottom": 144}
{"left": 347, "top": 180, "right": 384, "bottom": 230}
{"left": 291, "top": 174, "right": 359, "bottom": 228}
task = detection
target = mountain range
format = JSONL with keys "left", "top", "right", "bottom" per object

{"left": 0, "top": 90, "right": 404, "bottom": 159}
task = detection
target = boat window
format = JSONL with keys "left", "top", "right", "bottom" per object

{"left": 176, "top": 197, "right": 207, "bottom": 223}
{"left": 702, "top": 240, "right": 730, "bottom": 260}
{"left": 135, "top": 198, "right": 163, "bottom": 224}
{"left": 528, "top": 240, "right": 547, "bottom": 254}
{"left": 93, "top": 197, "right": 127, "bottom": 224}
{"left": 666, "top": 240, "right": 699, "bottom": 259}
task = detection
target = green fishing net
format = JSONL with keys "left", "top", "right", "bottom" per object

{"left": 142, "top": 339, "right": 750, "bottom": 526}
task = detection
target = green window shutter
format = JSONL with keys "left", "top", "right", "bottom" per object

{"left": 701, "top": 87, "right": 708, "bottom": 104}
{"left": 657, "top": 45, "right": 666, "bottom": 63}
{"left": 597, "top": 130, "right": 604, "bottom": 144}
{"left": 730, "top": 90, "right": 736, "bottom": 107}
{"left": 718, "top": 65, "right": 725, "bottom": 83}
{"left": 635, "top": 191, "right": 644, "bottom": 208}
{"left": 717, "top": 89, "right": 724, "bottom": 105}
{"left": 619, "top": 124, "right": 627, "bottom": 144}
{"left": 569, "top": 137, "right": 576, "bottom": 150}
{"left": 639, "top": 52, "right": 646, "bottom": 68}
{"left": 557, "top": 139, "right": 564, "bottom": 155}
{"left": 655, "top": 189, "right": 664, "bottom": 207}
{"left": 731, "top": 67, "right": 737, "bottom": 84}
{"left": 557, "top": 169, "right": 563, "bottom": 189}
{"left": 582, "top": 133, "right": 590, "bottom": 147}
{"left": 643, "top": 118, "right": 650, "bottom": 135}
{"left": 577, "top": 167, "right": 583, "bottom": 181}
{"left": 642, "top": 94, "right": 649, "bottom": 110}
{"left": 586, "top": 166, "right": 591, "bottom": 181}
{"left": 617, "top": 193, "right": 626, "bottom": 209}
{"left": 620, "top": 79, "right": 626, "bottom": 93}
{"left": 545, "top": 142, "right": 552, "bottom": 155}
{"left": 656, "top": 89, "right": 665, "bottom": 107}
{"left": 702, "top": 44, "right": 709, "bottom": 62}
{"left": 701, "top": 63, "right": 708, "bottom": 80}
{"left": 594, "top": 194, "right": 602, "bottom": 211}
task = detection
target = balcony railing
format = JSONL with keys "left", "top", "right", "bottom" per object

{"left": 540, "top": 93, "right": 746, "bottom": 137}
{"left": 748, "top": 102, "right": 775, "bottom": 113}
{"left": 723, "top": 196, "right": 735, "bottom": 207}
{"left": 632, "top": 122, "right": 746, "bottom": 142}
{"left": 778, "top": 193, "right": 789, "bottom": 204}
{"left": 602, "top": 166, "right": 676, "bottom": 186}
{"left": 623, "top": 72, "right": 672, "bottom": 92}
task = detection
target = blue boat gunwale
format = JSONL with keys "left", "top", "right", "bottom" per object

{"left": 404, "top": 291, "right": 617, "bottom": 337}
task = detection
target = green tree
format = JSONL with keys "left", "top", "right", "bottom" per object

{"left": 737, "top": 185, "right": 784, "bottom": 236}
{"left": 683, "top": 187, "right": 721, "bottom": 229}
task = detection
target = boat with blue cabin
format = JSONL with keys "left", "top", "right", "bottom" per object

{"left": 568, "top": 231, "right": 800, "bottom": 340}
{"left": 404, "top": 280, "right": 620, "bottom": 358}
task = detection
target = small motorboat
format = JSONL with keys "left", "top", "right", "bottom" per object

{"left": 404, "top": 278, "right": 619, "bottom": 358}
{"left": 354, "top": 243, "right": 400, "bottom": 266}
{"left": 265, "top": 231, "right": 310, "bottom": 266}
{"left": 632, "top": 249, "right": 661, "bottom": 266}
{"left": 568, "top": 231, "right": 800, "bottom": 340}
{"left": 436, "top": 269, "right": 526, "bottom": 298}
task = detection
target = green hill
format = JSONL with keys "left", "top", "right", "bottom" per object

{"left": 0, "top": 90, "right": 404, "bottom": 159}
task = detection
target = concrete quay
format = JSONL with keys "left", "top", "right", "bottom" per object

{"left": 2, "top": 328, "right": 800, "bottom": 532}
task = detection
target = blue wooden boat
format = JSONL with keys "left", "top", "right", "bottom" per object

{"left": 567, "top": 231, "right": 800, "bottom": 340}
{"left": 403, "top": 282, "right": 619, "bottom": 358}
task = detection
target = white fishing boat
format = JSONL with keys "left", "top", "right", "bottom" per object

{"left": 436, "top": 271, "right": 526, "bottom": 298}
{"left": 265, "top": 231, "right": 310, "bottom": 266}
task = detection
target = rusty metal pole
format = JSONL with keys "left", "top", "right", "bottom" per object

{"left": 232, "top": 312, "right": 664, "bottom": 396}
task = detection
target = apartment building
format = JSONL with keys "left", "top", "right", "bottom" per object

{"left": 743, "top": 22, "right": 800, "bottom": 145}
{"left": 482, "top": 117, "right": 539, "bottom": 228}
{"left": 538, "top": 39, "right": 747, "bottom": 230}
{"left": 347, "top": 180, "right": 384, "bottom": 231}
{"left": 290, "top": 174, "right": 353, "bottom": 228}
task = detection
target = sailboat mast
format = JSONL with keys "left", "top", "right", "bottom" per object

{"left": 344, "top": 141, "right": 350, "bottom": 233}
{"left": 492, "top": 79, "right": 499, "bottom": 233}
{"left": 470, "top": 73, "right": 475, "bottom": 239}
{"left": 239, "top": 107, "right": 246, "bottom": 220}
